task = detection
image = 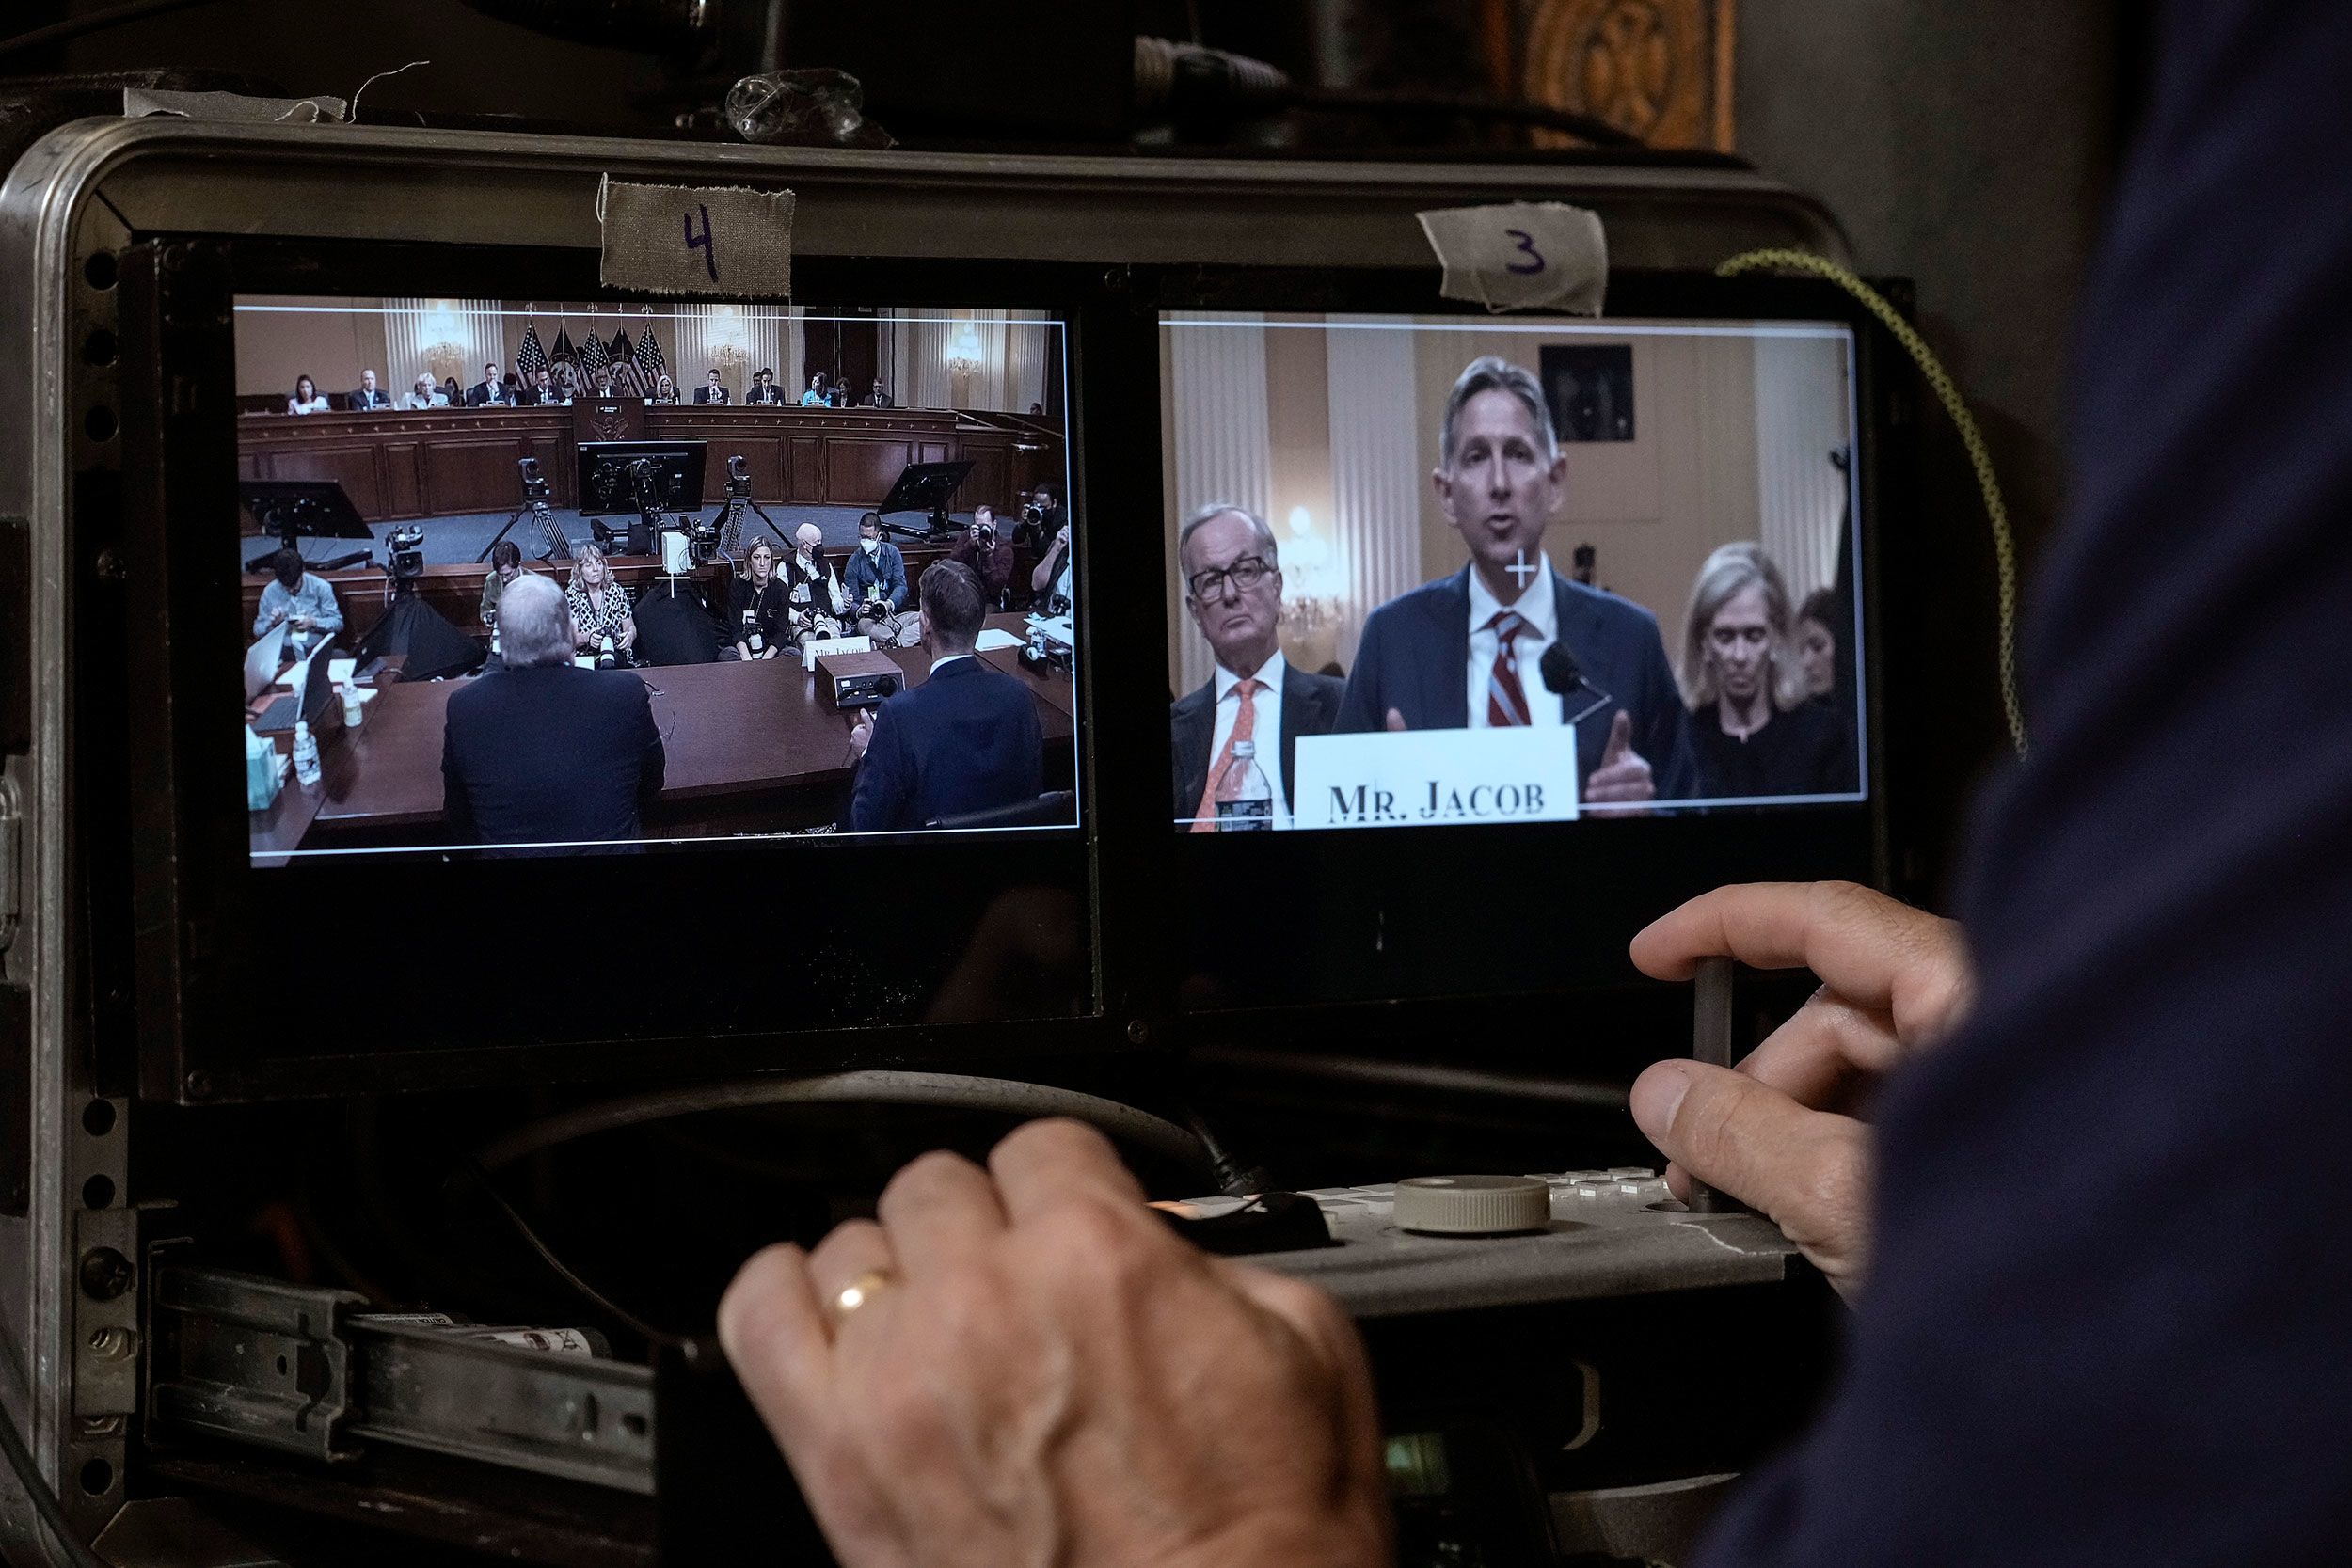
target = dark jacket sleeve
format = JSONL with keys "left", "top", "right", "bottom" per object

{"left": 1695, "top": 7, "right": 2352, "bottom": 1564}
{"left": 849, "top": 705, "right": 909, "bottom": 832}
{"left": 440, "top": 709, "right": 476, "bottom": 843}
{"left": 1331, "top": 608, "right": 1391, "bottom": 734}
{"left": 1636, "top": 635, "right": 1697, "bottom": 800}
{"left": 632, "top": 682, "right": 665, "bottom": 810}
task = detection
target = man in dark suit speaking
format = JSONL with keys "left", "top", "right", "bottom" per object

{"left": 1169, "top": 504, "right": 1343, "bottom": 829}
{"left": 440, "top": 574, "right": 666, "bottom": 851}
{"left": 1332, "top": 355, "right": 1694, "bottom": 808}
{"left": 848, "top": 562, "right": 1042, "bottom": 832}
{"left": 464, "top": 360, "right": 511, "bottom": 407}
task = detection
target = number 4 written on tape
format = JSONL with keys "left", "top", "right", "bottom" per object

{"left": 683, "top": 202, "right": 717, "bottom": 283}
{"left": 597, "top": 176, "right": 794, "bottom": 297}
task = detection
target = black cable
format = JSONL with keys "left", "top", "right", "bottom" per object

{"left": 0, "top": 1395, "right": 109, "bottom": 1568}
{"left": 0, "top": 0, "right": 227, "bottom": 66}
{"left": 454, "top": 1158, "right": 684, "bottom": 1350}
{"left": 1287, "top": 87, "right": 1645, "bottom": 150}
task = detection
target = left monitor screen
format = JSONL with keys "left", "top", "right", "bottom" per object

{"left": 235, "top": 296, "right": 1077, "bottom": 863}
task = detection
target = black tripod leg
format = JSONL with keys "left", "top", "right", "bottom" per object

{"left": 477, "top": 507, "right": 528, "bottom": 564}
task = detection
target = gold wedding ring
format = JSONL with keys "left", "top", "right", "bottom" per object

{"left": 829, "top": 1267, "right": 897, "bottom": 1324}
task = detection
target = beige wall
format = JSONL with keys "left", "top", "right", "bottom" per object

{"left": 234, "top": 296, "right": 388, "bottom": 400}
{"left": 1162, "top": 317, "right": 1833, "bottom": 683}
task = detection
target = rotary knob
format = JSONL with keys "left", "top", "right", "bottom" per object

{"left": 1392, "top": 1175, "right": 1551, "bottom": 1236}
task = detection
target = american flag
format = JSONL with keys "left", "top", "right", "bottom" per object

{"left": 578, "top": 325, "right": 609, "bottom": 378}
{"left": 634, "top": 316, "right": 667, "bottom": 383}
{"left": 516, "top": 320, "right": 548, "bottom": 377}
{"left": 548, "top": 325, "right": 578, "bottom": 374}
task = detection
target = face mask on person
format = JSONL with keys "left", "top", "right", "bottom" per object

{"left": 862, "top": 537, "right": 880, "bottom": 557}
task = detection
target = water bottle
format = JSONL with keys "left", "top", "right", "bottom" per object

{"left": 1215, "top": 739, "right": 1274, "bottom": 831}
{"left": 292, "top": 721, "right": 321, "bottom": 787}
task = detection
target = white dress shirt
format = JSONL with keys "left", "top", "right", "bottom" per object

{"left": 929, "top": 652, "right": 973, "bottom": 678}
{"left": 1207, "top": 649, "right": 1291, "bottom": 830}
{"left": 1465, "top": 553, "right": 1562, "bottom": 728}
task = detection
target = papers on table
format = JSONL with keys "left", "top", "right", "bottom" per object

{"left": 975, "top": 628, "right": 1023, "bottom": 651}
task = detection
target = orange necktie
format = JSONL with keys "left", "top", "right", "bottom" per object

{"left": 1190, "top": 678, "right": 1263, "bottom": 832}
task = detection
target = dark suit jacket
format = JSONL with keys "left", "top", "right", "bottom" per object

{"left": 440, "top": 665, "right": 666, "bottom": 851}
{"left": 1169, "top": 662, "right": 1344, "bottom": 819}
{"left": 1332, "top": 565, "right": 1697, "bottom": 800}
{"left": 692, "top": 385, "right": 730, "bottom": 405}
{"left": 348, "top": 386, "right": 391, "bottom": 410}
{"left": 464, "top": 380, "right": 509, "bottom": 407}
{"left": 744, "top": 384, "right": 786, "bottom": 404}
{"left": 850, "top": 657, "right": 1043, "bottom": 832}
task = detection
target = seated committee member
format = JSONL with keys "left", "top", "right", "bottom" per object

{"left": 565, "top": 545, "right": 638, "bottom": 665}
{"left": 440, "top": 375, "right": 465, "bottom": 407}
{"left": 800, "top": 372, "right": 828, "bottom": 407}
{"left": 465, "top": 361, "right": 511, "bottom": 407}
{"left": 286, "top": 374, "right": 328, "bottom": 415}
{"left": 782, "top": 522, "right": 847, "bottom": 641}
{"left": 1795, "top": 585, "right": 1840, "bottom": 702}
{"left": 253, "top": 547, "right": 343, "bottom": 657}
{"left": 694, "top": 369, "right": 731, "bottom": 405}
{"left": 402, "top": 372, "right": 442, "bottom": 409}
{"left": 1169, "top": 504, "right": 1343, "bottom": 830}
{"left": 348, "top": 369, "right": 391, "bottom": 411}
{"left": 648, "top": 372, "right": 677, "bottom": 405}
{"left": 1677, "top": 542, "right": 1855, "bottom": 799}
{"left": 513, "top": 371, "right": 541, "bottom": 406}
{"left": 1332, "top": 355, "right": 1695, "bottom": 808}
{"left": 948, "top": 506, "right": 1015, "bottom": 605}
{"left": 847, "top": 561, "right": 1043, "bottom": 832}
{"left": 440, "top": 574, "right": 664, "bottom": 851}
{"left": 590, "top": 364, "right": 621, "bottom": 398}
{"left": 845, "top": 513, "right": 914, "bottom": 646}
{"left": 745, "top": 367, "right": 786, "bottom": 405}
{"left": 728, "top": 536, "right": 789, "bottom": 659}
{"left": 865, "top": 378, "right": 892, "bottom": 409}
{"left": 480, "top": 540, "right": 525, "bottom": 639}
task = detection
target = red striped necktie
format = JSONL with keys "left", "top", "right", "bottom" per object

{"left": 1486, "top": 610, "right": 1532, "bottom": 726}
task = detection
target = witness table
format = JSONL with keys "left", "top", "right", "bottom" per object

{"left": 248, "top": 616, "right": 1075, "bottom": 855}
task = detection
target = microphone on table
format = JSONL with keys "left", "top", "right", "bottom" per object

{"left": 1538, "top": 643, "right": 1614, "bottom": 726}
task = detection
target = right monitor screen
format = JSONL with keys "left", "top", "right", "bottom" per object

{"left": 1161, "top": 313, "right": 1865, "bottom": 832}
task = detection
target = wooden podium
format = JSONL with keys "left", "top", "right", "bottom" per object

{"left": 571, "top": 397, "right": 646, "bottom": 445}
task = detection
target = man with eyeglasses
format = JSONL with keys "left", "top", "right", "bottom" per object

{"left": 1170, "top": 504, "right": 1344, "bottom": 831}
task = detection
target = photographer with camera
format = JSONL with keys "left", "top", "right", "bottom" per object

{"left": 253, "top": 546, "right": 343, "bottom": 658}
{"left": 565, "top": 545, "right": 638, "bottom": 667}
{"left": 949, "top": 505, "right": 1016, "bottom": 608}
{"left": 728, "top": 537, "right": 790, "bottom": 660}
{"left": 480, "top": 540, "right": 525, "bottom": 637}
{"left": 846, "top": 512, "right": 915, "bottom": 647}
{"left": 1026, "top": 481, "right": 1073, "bottom": 614}
{"left": 784, "top": 523, "right": 848, "bottom": 643}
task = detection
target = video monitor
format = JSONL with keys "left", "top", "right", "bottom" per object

{"left": 232, "top": 296, "right": 1077, "bottom": 863}
{"left": 1159, "top": 312, "right": 1864, "bottom": 833}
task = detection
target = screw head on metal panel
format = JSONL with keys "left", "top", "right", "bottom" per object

{"left": 79, "top": 1247, "right": 135, "bottom": 1301}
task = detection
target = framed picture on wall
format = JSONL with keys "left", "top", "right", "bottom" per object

{"left": 1539, "top": 342, "right": 1635, "bottom": 442}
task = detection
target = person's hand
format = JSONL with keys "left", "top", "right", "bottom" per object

{"left": 1055, "top": 523, "right": 1072, "bottom": 553}
{"left": 1627, "top": 881, "right": 1973, "bottom": 1298}
{"left": 1582, "top": 711, "right": 1654, "bottom": 806}
{"left": 288, "top": 613, "right": 311, "bottom": 632}
{"left": 847, "top": 713, "right": 874, "bottom": 761}
{"left": 266, "top": 608, "right": 289, "bottom": 628}
{"left": 1384, "top": 708, "right": 1407, "bottom": 732}
{"left": 718, "top": 1120, "right": 1391, "bottom": 1568}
